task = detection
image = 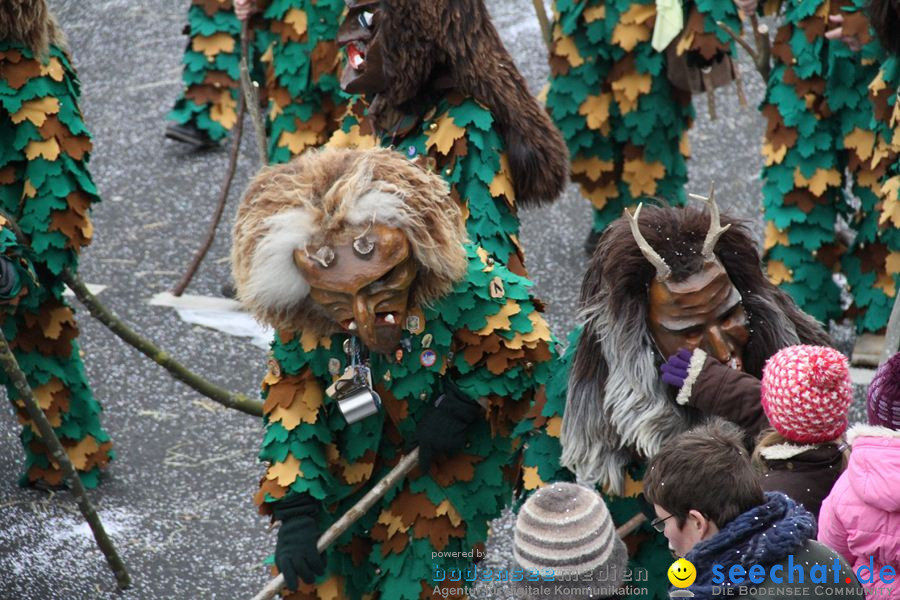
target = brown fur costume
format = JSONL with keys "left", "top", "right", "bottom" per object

{"left": 0, "top": 0, "right": 65, "bottom": 59}
{"left": 374, "top": 0, "right": 568, "bottom": 206}
{"left": 561, "top": 204, "right": 834, "bottom": 492}
{"left": 231, "top": 147, "right": 468, "bottom": 337}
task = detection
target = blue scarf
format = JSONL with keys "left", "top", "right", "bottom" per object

{"left": 682, "top": 492, "right": 816, "bottom": 600}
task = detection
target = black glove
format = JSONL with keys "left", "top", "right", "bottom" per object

{"left": 415, "top": 379, "right": 483, "bottom": 471}
{"left": 0, "top": 256, "right": 19, "bottom": 299}
{"left": 272, "top": 493, "right": 325, "bottom": 589}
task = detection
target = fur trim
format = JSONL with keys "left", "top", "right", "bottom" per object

{"left": 847, "top": 424, "right": 900, "bottom": 445}
{"left": 378, "top": 0, "right": 568, "bottom": 206}
{"left": 560, "top": 204, "right": 832, "bottom": 496}
{"left": 0, "top": 0, "right": 66, "bottom": 58}
{"left": 676, "top": 349, "right": 707, "bottom": 406}
{"left": 232, "top": 147, "right": 468, "bottom": 335}
{"left": 759, "top": 442, "right": 820, "bottom": 460}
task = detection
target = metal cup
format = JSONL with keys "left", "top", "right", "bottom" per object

{"left": 333, "top": 379, "right": 382, "bottom": 425}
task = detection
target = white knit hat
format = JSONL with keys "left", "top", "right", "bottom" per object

{"left": 514, "top": 482, "right": 628, "bottom": 599}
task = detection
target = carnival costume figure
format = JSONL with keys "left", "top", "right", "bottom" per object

{"left": 328, "top": 0, "right": 568, "bottom": 276}
{"left": 518, "top": 197, "right": 832, "bottom": 599}
{"left": 0, "top": 0, "right": 112, "bottom": 488}
{"left": 544, "top": 0, "right": 742, "bottom": 252}
{"left": 232, "top": 147, "right": 554, "bottom": 599}
{"left": 758, "top": 0, "right": 897, "bottom": 342}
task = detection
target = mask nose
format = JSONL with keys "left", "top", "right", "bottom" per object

{"left": 704, "top": 325, "right": 733, "bottom": 364}
{"left": 352, "top": 293, "right": 376, "bottom": 347}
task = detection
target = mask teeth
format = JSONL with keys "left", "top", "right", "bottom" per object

{"left": 728, "top": 357, "right": 738, "bottom": 370}
{"left": 348, "top": 321, "right": 358, "bottom": 331}
{"left": 384, "top": 313, "right": 396, "bottom": 324}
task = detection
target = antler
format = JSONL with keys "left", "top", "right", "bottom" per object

{"left": 689, "top": 186, "right": 731, "bottom": 263}
{"left": 624, "top": 203, "right": 671, "bottom": 281}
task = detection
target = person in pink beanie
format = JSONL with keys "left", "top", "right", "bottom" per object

{"left": 751, "top": 345, "right": 853, "bottom": 518}
{"left": 818, "top": 352, "right": 900, "bottom": 600}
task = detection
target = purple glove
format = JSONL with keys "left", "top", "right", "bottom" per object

{"left": 660, "top": 348, "right": 693, "bottom": 388}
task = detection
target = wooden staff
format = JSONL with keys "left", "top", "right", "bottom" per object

{"left": 250, "top": 449, "right": 421, "bottom": 600}
{"left": 0, "top": 329, "right": 131, "bottom": 590}
{"left": 532, "top": 0, "right": 553, "bottom": 51}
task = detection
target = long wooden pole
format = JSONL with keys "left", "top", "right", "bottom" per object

{"left": 250, "top": 449, "right": 421, "bottom": 600}
{"left": 0, "top": 329, "right": 131, "bottom": 590}
{"left": 532, "top": 0, "right": 552, "bottom": 51}
{"left": 62, "top": 270, "right": 263, "bottom": 417}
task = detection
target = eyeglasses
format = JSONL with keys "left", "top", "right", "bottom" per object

{"left": 650, "top": 513, "right": 674, "bottom": 533}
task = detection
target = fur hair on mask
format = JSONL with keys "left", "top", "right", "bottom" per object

{"left": 231, "top": 147, "right": 468, "bottom": 337}
{"left": 560, "top": 203, "right": 834, "bottom": 494}
{"left": 0, "top": 0, "right": 65, "bottom": 59}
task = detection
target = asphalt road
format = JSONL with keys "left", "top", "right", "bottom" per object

{"left": 0, "top": 2, "right": 864, "bottom": 599}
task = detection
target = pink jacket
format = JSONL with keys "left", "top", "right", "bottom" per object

{"left": 818, "top": 425, "right": 900, "bottom": 600}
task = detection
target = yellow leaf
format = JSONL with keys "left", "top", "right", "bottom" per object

{"left": 341, "top": 460, "right": 374, "bottom": 485}
{"left": 762, "top": 141, "right": 788, "bottom": 166}
{"left": 622, "top": 472, "right": 644, "bottom": 498}
{"left": 425, "top": 114, "right": 465, "bottom": 156}
{"left": 33, "top": 378, "right": 65, "bottom": 411}
{"left": 793, "top": 167, "right": 841, "bottom": 197}
{"left": 583, "top": 5, "right": 606, "bottom": 22}
{"left": 612, "top": 22, "right": 651, "bottom": 52}
{"left": 880, "top": 176, "right": 900, "bottom": 228}
{"left": 327, "top": 124, "right": 377, "bottom": 149}
{"left": 680, "top": 132, "right": 691, "bottom": 157}
{"left": 623, "top": 157, "right": 665, "bottom": 197}
{"left": 489, "top": 155, "right": 516, "bottom": 204}
{"left": 611, "top": 72, "right": 652, "bottom": 114}
{"left": 44, "top": 306, "right": 74, "bottom": 339}
{"left": 476, "top": 300, "right": 521, "bottom": 335}
{"left": 40, "top": 57, "right": 64, "bottom": 81}
{"left": 191, "top": 32, "right": 235, "bottom": 60}
{"left": 886, "top": 251, "right": 900, "bottom": 275}
{"left": 25, "top": 138, "right": 61, "bottom": 161}
{"left": 621, "top": 3, "right": 656, "bottom": 24}
{"left": 22, "top": 180, "right": 36, "bottom": 198}
{"left": 890, "top": 101, "right": 900, "bottom": 130}
{"left": 476, "top": 247, "right": 494, "bottom": 272}
{"left": 505, "top": 311, "right": 552, "bottom": 349}
{"left": 554, "top": 34, "right": 584, "bottom": 68}
{"left": 283, "top": 8, "right": 308, "bottom": 37}
{"left": 869, "top": 70, "right": 886, "bottom": 96}
{"left": 764, "top": 222, "right": 789, "bottom": 251}
{"left": 578, "top": 93, "right": 612, "bottom": 130}
{"left": 875, "top": 272, "right": 896, "bottom": 297}
{"left": 522, "top": 465, "right": 545, "bottom": 491}
{"left": 266, "top": 453, "right": 303, "bottom": 487}
{"left": 843, "top": 128, "right": 875, "bottom": 161}
{"left": 767, "top": 260, "right": 793, "bottom": 285}
{"left": 585, "top": 182, "right": 619, "bottom": 210}
{"left": 572, "top": 156, "right": 615, "bottom": 182}
{"left": 279, "top": 126, "right": 319, "bottom": 155}
{"left": 316, "top": 577, "right": 342, "bottom": 600}
{"left": 300, "top": 329, "right": 332, "bottom": 353}
{"left": 377, "top": 508, "right": 409, "bottom": 536}
{"left": 11, "top": 97, "right": 59, "bottom": 126}
{"left": 435, "top": 499, "right": 463, "bottom": 527}
{"left": 210, "top": 90, "right": 237, "bottom": 130}
{"left": 545, "top": 416, "right": 562, "bottom": 438}
{"left": 676, "top": 30, "right": 695, "bottom": 55}
{"left": 67, "top": 436, "right": 100, "bottom": 470}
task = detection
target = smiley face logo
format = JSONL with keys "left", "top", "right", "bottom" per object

{"left": 668, "top": 558, "right": 696, "bottom": 588}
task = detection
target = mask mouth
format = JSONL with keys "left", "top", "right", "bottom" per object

{"left": 728, "top": 356, "right": 741, "bottom": 371}
{"left": 347, "top": 41, "right": 367, "bottom": 71}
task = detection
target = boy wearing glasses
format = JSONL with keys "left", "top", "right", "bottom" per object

{"left": 644, "top": 420, "right": 862, "bottom": 600}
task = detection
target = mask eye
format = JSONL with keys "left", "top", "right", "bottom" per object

{"left": 359, "top": 11, "right": 375, "bottom": 28}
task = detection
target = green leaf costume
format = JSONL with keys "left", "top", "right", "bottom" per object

{"left": 0, "top": 41, "right": 112, "bottom": 488}
{"left": 545, "top": 0, "right": 740, "bottom": 234}
{"left": 759, "top": 0, "right": 898, "bottom": 331}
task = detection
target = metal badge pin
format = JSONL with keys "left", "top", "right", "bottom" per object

{"left": 405, "top": 315, "right": 421, "bottom": 333}
{"left": 395, "top": 348, "right": 404, "bottom": 362}
{"left": 328, "top": 357, "right": 342, "bottom": 376}
{"left": 267, "top": 357, "right": 282, "bottom": 378}
{"left": 420, "top": 349, "right": 437, "bottom": 368}
{"left": 489, "top": 276, "right": 505, "bottom": 299}
{"left": 421, "top": 334, "right": 433, "bottom": 349}
{"left": 343, "top": 339, "right": 353, "bottom": 355}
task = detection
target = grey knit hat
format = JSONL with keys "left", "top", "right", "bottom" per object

{"left": 514, "top": 482, "right": 628, "bottom": 600}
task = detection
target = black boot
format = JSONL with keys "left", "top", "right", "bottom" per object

{"left": 165, "top": 122, "right": 218, "bottom": 149}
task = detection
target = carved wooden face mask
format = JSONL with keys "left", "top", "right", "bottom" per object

{"left": 626, "top": 192, "right": 750, "bottom": 371}
{"left": 338, "top": 0, "right": 387, "bottom": 95}
{"left": 294, "top": 224, "right": 416, "bottom": 354}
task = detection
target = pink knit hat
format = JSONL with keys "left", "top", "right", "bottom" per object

{"left": 761, "top": 345, "right": 853, "bottom": 444}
